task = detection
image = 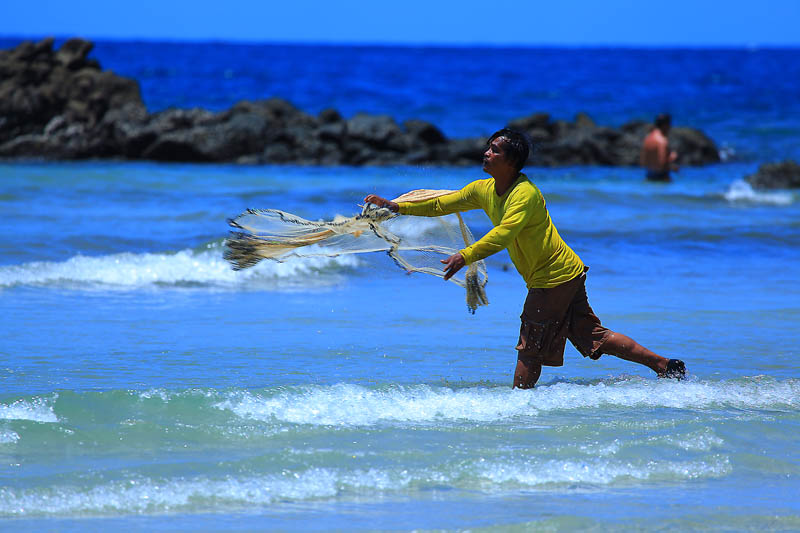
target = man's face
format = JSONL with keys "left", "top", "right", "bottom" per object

{"left": 483, "top": 137, "right": 514, "bottom": 175}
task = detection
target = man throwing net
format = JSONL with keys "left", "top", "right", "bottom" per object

{"left": 365, "top": 128, "right": 686, "bottom": 388}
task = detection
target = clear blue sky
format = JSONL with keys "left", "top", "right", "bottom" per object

{"left": 3, "top": 0, "right": 799, "bottom": 47}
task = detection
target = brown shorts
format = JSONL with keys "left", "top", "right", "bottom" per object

{"left": 515, "top": 268, "right": 611, "bottom": 367}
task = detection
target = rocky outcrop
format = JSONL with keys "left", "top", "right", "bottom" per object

{"left": 0, "top": 38, "right": 721, "bottom": 168}
{"left": 508, "top": 112, "right": 719, "bottom": 167}
{"left": 745, "top": 160, "right": 800, "bottom": 189}
{"left": 0, "top": 37, "right": 143, "bottom": 152}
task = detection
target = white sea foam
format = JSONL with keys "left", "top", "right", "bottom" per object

{"left": 216, "top": 383, "right": 533, "bottom": 425}
{"left": 476, "top": 455, "right": 731, "bottom": 487}
{"left": 0, "top": 469, "right": 332, "bottom": 516}
{"left": 0, "top": 428, "right": 20, "bottom": 444}
{"left": 0, "top": 467, "right": 406, "bottom": 517}
{"left": 216, "top": 378, "right": 800, "bottom": 427}
{"left": 0, "top": 397, "right": 58, "bottom": 423}
{"left": 0, "top": 247, "right": 360, "bottom": 289}
{"left": 0, "top": 455, "right": 731, "bottom": 517}
{"left": 723, "top": 179, "right": 794, "bottom": 205}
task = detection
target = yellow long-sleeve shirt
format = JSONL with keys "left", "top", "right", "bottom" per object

{"left": 397, "top": 173, "right": 584, "bottom": 288}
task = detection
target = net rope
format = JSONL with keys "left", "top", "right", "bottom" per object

{"left": 224, "top": 189, "right": 489, "bottom": 313}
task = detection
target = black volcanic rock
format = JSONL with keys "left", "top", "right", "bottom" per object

{"left": 0, "top": 37, "right": 142, "bottom": 150}
{"left": 745, "top": 160, "right": 800, "bottom": 189}
{"left": 0, "top": 38, "right": 722, "bottom": 168}
{"left": 509, "top": 111, "right": 720, "bottom": 167}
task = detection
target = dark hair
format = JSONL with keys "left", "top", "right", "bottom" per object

{"left": 488, "top": 128, "right": 531, "bottom": 172}
{"left": 654, "top": 113, "right": 672, "bottom": 130}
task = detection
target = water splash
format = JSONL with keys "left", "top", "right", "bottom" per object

{"left": 723, "top": 180, "right": 794, "bottom": 205}
{"left": 0, "top": 396, "right": 58, "bottom": 423}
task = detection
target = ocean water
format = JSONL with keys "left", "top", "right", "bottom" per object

{"left": 1, "top": 41, "right": 800, "bottom": 531}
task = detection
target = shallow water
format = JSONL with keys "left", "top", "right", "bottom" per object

{"left": 1, "top": 160, "right": 798, "bottom": 530}
{"left": 2, "top": 37, "right": 800, "bottom": 531}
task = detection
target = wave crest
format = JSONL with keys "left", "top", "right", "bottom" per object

{"left": 0, "top": 246, "right": 360, "bottom": 289}
{"left": 0, "top": 397, "right": 58, "bottom": 423}
{"left": 216, "top": 377, "right": 800, "bottom": 427}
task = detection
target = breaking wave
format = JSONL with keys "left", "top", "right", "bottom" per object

{"left": 0, "top": 245, "right": 361, "bottom": 290}
{"left": 217, "top": 377, "right": 800, "bottom": 426}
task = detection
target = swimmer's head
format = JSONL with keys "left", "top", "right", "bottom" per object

{"left": 655, "top": 113, "right": 672, "bottom": 133}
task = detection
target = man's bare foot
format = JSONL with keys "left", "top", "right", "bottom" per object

{"left": 658, "top": 359, "right": 686, "bottom": 380}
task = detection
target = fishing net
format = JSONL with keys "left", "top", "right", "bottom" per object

{"left": 224, "top": 189, "right": 489, "bottom": 313}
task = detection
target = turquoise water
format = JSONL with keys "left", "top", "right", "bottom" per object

{"left": 1, "top": 161, "right": 798, "bottom": 530}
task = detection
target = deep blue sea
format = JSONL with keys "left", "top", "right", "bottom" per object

{"left": 1, "top": 39, "right": 799, "bottom": 531}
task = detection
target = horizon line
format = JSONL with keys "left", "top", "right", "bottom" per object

{"left": 2, "top": 33, "right": 798, "bottom": 51}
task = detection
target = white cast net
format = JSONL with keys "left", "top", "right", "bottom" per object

{"left": 224, "top": 189, "right": 489, "bottom": 313}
